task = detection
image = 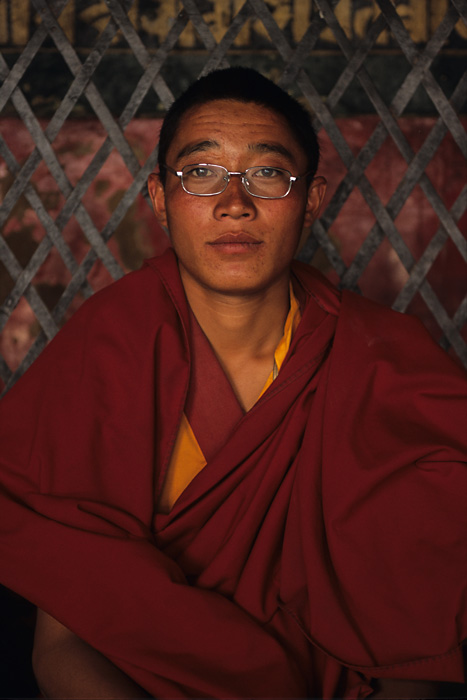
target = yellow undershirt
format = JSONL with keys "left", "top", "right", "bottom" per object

{"left": 158, "top": 287, "right": 301, "bottom": 513}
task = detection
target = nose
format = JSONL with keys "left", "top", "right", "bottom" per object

{"left": 213, "top": 174, "right": 256, "bottom": 220}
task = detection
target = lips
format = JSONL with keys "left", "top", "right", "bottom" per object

{"left": 208, "top": 232, "right": 261, "bottom": 245}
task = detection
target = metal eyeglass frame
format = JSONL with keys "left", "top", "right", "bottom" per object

{"left": 163, "top": 163, "right": 308, "bottom": 199}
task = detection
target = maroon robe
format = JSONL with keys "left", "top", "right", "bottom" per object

{"left": 0, "top": 248, "right": 465, "bottom": 698}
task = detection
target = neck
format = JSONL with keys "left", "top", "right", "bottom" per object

{"left": 180, "top": 270, "right": 292, "bottom": 411}
{"left": 182, "top": 273, "right": 290, "bottom": 355}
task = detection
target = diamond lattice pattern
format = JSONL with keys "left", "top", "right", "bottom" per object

{"left": 0, "top": 0, "right": 466, "bottom": 392}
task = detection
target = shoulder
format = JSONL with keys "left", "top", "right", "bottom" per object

{"left": 62, "top": 248, "right": 184, "bottom": 333}
{"left": 81, "top": 249, "right": 177, "bottom": 310}
{"left": 3, "top": 249, "right": 185, "bottom": 396}
{"left": 324, "top": 289, "right": 466, "bottom": 458}
{"left": 336, "top": 290, "right": 466, "bottom": 379}
{"left": 339, "top": 289, "right": 425, "bottom": 339}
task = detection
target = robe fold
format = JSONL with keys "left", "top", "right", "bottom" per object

{"left": 0, "top": 248, "right": 465, "bottom": 698}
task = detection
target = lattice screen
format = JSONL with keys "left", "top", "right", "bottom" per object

{"left": 0, "top": 0, "right": 466, "bottom": 394}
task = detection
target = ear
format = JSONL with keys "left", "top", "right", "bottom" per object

{"left": 147, "top": 172, "right": 168, "bottom": 227}
{"left": 303, "top": 176, "right": 327, "bottom": 227}
{"left": 296, "top": 176, "right": 327, "bottom": 254}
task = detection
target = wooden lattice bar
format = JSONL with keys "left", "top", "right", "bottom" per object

{"left": 0, "top": 0, "right": 465, "bottom": 392}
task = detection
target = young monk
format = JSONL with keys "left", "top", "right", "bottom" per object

{"left": 0, "top": 68, "right": 465, "bottom": 699}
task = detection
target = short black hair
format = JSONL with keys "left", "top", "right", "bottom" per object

{"left": 157, "top": 67, "right": 319, "bottom": 185}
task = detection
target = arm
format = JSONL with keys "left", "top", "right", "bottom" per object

{"left": 33, "top": 609, "right": 149, "bottom": 699}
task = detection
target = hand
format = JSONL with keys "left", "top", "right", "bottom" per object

{"left": 33, "top": 609, "right": 150, "bottom": 699}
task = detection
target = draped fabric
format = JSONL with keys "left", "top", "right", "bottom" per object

{"left": 158, "top": 284, "right": 301, "bottom": 513}
{"left": 0, "top": 248, "right": 465, "bottom": 698}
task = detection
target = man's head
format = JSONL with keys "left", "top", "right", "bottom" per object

{"left": 148, "top": 69, "right": 326, "bottom": 300}
{"left": 157, "top": 67, "right": 319, "bottom": 186}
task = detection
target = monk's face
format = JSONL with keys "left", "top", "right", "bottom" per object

{"left": 148, "top": 99, "right": 325, "bottom": 299}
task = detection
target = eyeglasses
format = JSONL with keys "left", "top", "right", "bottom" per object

{"left": 163, "top": 163, "right": 308, "bottom": 199}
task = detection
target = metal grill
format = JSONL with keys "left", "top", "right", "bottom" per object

{"left": 0, "top": 0, "right": 466, "bottom": 393}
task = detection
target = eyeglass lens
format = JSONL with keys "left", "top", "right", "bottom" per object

{"left": 181, "top": 165, "right": 292, "bottom": 198}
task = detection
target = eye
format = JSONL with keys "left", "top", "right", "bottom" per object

{"left": 251, "top": 167, "right": 283, "bottom": 179}
{"left": 184, "top": 166, "right": 216, "bottom": 178}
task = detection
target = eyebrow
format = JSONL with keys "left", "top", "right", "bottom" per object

{"left": 248, "top": 142, "right": 295, "bottom": 162}
{"left": 176, "top": 140, "right": 220, "bottom": 161}
{"left": 175, "top": 139, "right": 296, "bottom": 163}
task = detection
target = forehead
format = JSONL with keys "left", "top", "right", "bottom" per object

{"left": 167, "top": 99, "right": 307, "bottom": 167}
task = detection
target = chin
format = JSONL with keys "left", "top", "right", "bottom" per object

{"left": 205, "top": 276, "right": 279, "bottom": 297}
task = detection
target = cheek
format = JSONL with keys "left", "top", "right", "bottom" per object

{"left": 268, "top": 205, "right": 305, "bottom": 245}
{"left": 266, "top": 196, "right": 306, "bottom": 224}
{"left": 165, "top": 204, "right": 202, "bottom": 246}
{"left": 167, "top": 196, "right": 209, "bottom": 230}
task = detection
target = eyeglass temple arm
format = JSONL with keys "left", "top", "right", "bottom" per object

{"left": 162, "top": 164, "right": 183, "bottom": 177}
